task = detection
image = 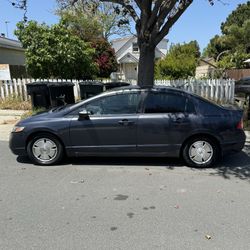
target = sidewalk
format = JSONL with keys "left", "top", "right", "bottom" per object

{"left": 0, "top": 110, "right": 26, "bottom": 141}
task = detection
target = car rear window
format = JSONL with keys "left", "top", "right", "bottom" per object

{"left": 196, "top": 98, "right": 223, "bottom": 116}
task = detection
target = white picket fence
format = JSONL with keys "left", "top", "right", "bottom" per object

{"left": 0, "top": 78, "right": 235, "bottom": 103}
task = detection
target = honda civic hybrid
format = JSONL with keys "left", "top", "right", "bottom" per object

{"left": 9, "top": 86, "right": 246, "bottom": 168}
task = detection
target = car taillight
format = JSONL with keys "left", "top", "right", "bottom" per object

{"left": 236, "top": 119, "right": 244, "bottom": 129}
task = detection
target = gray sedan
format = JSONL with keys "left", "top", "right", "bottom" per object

{"left": 9, "top": 86, "right": 246, "bottom": 168}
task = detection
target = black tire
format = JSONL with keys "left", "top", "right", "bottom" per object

{"left": 27, "top": 133, "right": 64, "bottom": 165}
{"left": 182, "top": 136, "right": 219, "bottom": 168}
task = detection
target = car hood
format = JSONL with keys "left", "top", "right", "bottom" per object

{"left": 17, "top": 105, "right": 73, "bottom": 126}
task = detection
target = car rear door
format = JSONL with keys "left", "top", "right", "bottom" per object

{"left": 137, "top": 90, "right": 196, "bottom": 156}
{"left": 68, "top": 90, "right": 141, "bottom": 156}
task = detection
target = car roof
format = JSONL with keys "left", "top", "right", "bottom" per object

{"left": 107, "top": 85, "right": 188, "bottom": 93}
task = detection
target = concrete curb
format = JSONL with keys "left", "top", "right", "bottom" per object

{"left": 0, "top": 110, "right": 26, "bottom": 116}
{"left": 245, "top": 131, "right": 250, "bottom": 144}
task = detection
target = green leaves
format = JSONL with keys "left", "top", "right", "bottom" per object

{"left": 204, "top": 1, "right": 250, "bottom": 69}
{"left": 15, "top": 21, "right": 98, "bottom": 79}
{"left": 56, "top": 0, "right": 131, "bottom": 39}
{"left": 155, "top": 41, "right": 200, "bottom": 80}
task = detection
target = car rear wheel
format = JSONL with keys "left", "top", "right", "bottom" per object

{"left": 182, "top": 137, "right": 218, "bottom": 168}
{"left": 27, "top": 133, "right": 64, "bottom": 165}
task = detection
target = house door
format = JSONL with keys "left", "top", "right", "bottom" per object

{"left": 125, "top": 63, "right": 137, "bottom": 80}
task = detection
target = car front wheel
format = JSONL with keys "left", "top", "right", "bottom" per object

{"left": 182, "top": 137, "right": 219, "bottom": 168}
{"left": 27, "top": 133, "right": 64, "bottom": 165}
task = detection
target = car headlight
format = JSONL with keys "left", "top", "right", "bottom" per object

{"left": 12, "top": 126, "right": 25, "bottom": 133}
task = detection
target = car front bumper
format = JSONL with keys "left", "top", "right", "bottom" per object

{"left": 9, "top": 132, "right": 27, "bottom": 156}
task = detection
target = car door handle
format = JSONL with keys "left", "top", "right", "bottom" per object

{"left": 118, "top": 119, "right": 135, "bottom": 126}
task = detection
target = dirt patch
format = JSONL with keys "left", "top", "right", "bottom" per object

{"left": 0, "top": 119, "right": 19, "bottom": 125}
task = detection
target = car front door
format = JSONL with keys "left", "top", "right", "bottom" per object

{"left": 137, "top": 90, "right": 195, "bottom": 156}
{"left": 68, "top": 91, "right": 141, "bottom": 156}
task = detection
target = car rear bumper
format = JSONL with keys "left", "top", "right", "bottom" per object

{"left": 221, "top": 140, "right": 245, "bottom": 154}
{"left": 221, "top": 130, "right": 246, "bottom": 155}
{"left": 9, "top": 132, "right": 27, "bottom": 156}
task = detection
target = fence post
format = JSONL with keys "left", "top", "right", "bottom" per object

{"left": 13, "top": 79, "right": 18, "bottom": 97}
{"left": 17, "top": 79, "right": 23, "bottom": 101}
{"left": 4, "top": 81, "right": 9, "bottom": 98}
{"left": 225, "top": 80, "right": 229, "bottom": 103}
{"left": 0, "top": 81, "right": 5, "bottom": 100}
{"left": 9, "top": 80, "right": 13, "bottom": 96}
{"left": 23, "top": 78, "right": 28, "bottom": 101}
{"left": 231, "top": 79, "right": 235, "bottom": 103}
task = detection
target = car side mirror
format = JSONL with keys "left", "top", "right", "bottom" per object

{"left": 78, "top": 109, "right": 90, "bottom": 120}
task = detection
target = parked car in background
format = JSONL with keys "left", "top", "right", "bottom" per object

{"left": 9, "top": 86, "right": 245, "bottom": 168}
{"left": 235, "top": 76, "right": 250, "bottom": 94}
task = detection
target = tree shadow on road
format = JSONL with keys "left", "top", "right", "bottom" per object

{"left": 209, "top": 147, "right": 250, "bottom": 182}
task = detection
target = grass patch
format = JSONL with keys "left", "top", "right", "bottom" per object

{"left": 21, "top": 108, "right": 47, "bottom": 120}
{"left": 0, "top": 96, "right": 31, "bottom": 110}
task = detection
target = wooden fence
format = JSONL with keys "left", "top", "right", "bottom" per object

{"left": 0, "top": 78, "right": 235, "bottom": 104}
{"left": 226, "top": 69, "right": 250, "bottom": 81}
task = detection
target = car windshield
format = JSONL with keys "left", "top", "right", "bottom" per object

{"left": 51, "top": 104, "right": 74, "bottom": 112}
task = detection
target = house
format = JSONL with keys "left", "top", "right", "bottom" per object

{"left": 0, "top": 36, "right": 27, "bottom": 79}
{"left": 0, "top": 36, "right": 25, "bottom": 65}
{"left": 195, "top": 58, "right": 217, "bottom": 79}
{"left": 111, "top": 36, "right": 168, "bottom": 81}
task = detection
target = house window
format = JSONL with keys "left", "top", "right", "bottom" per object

{"left": 132, "top": 42, "right": 139, "bottom": 53}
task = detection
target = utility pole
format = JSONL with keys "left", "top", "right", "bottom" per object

{"left": 5, "top": 21, "right": 10, "bottom": 38}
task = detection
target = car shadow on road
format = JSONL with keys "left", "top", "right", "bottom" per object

{"left": 17, "top": 147, "right": 250, "bottom": 182}
{"left": 17, "top": 155, "right": 184, "bottom": 167}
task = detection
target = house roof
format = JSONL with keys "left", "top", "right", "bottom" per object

{"left": 111, "top": 35, "right": 168, "bottom": 56}
{"left": 155, "top": 47, "right": 165, "bottom": 58}
{"left": 0, "top": 37, "right": 24, "bottom": 51}
{"left": 199, "top": 58, "right": 217, "bottom": 68}
{"left": 119, "top": 52, "right": 139, "bottom": 63}
{"left": 111, "top": 36, "right": 135, "bottom": 54}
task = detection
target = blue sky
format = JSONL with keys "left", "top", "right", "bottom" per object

{"left": 0, "top": 0, "right": 247, "bottom": 51}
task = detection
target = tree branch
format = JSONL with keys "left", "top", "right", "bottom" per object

{"left": 157, "top": 0, "right": 178, "bottom": 26}
{"left": 139, "top": 0, "right": 152, "bottom": 38}
{"left": 155, "top": 0, "right": 193, "bottom": 45}
{"left": 134, "top": 0, "right": 142, "bottom": 10}
{"left": 147, "top": 0, "right": 164, "bottom": 30}
{"left": 100, "top": 0, "right": 140, "bottom": 23}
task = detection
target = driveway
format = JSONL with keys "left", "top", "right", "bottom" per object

{"left": 0, "top": 140, "right": 250, "bottom": 250}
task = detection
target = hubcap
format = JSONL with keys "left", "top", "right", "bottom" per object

{"left": 32, "top": 138, "right": 58, "bottom": 162}
{"left": 189, "top": 141, "right": 213, "bottom": 165}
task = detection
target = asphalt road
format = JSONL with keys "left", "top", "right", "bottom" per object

{"left": 0, "top": 141, "right": 250, "bottom": 250}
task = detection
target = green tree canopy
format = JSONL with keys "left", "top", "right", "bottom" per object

{"left": 92, "top": 39, "right": 118, "bottom": 78}
{"left": 221, "top": 1, "right": 250, "bottom": 34}
{"left": 59, "top": 7, "right": 103, "bottom": 42}
{"left": 155, "top": 41, "right": 200, "bottom": 79}
{"left": 56, "top": 0, "right": 131, "bottom": 40}
{"left": 12, "top": 0, "right": 217, "bottom": 86}
{"left": 204, "top": 1, "right": 250, "bottom": 69}
{"left": 15, "top": 21, "right": 98, "bottom": 79}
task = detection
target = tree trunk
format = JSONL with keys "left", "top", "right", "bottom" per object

{"left": 137, "top": 42, "right": 156, "bottom": 87}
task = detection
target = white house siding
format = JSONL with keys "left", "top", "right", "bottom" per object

{"left": 195, "top": 65, "right": 216, "bottom": 79}
{"left": 111, "top": 36, "right": 167, "bottom": 80}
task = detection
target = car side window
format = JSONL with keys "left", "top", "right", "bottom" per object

{"left": 144, "top": 92, "right": 189, "bottom": 113}
{"left": 70, "top": 92, "right": 141, "bottom": 116}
